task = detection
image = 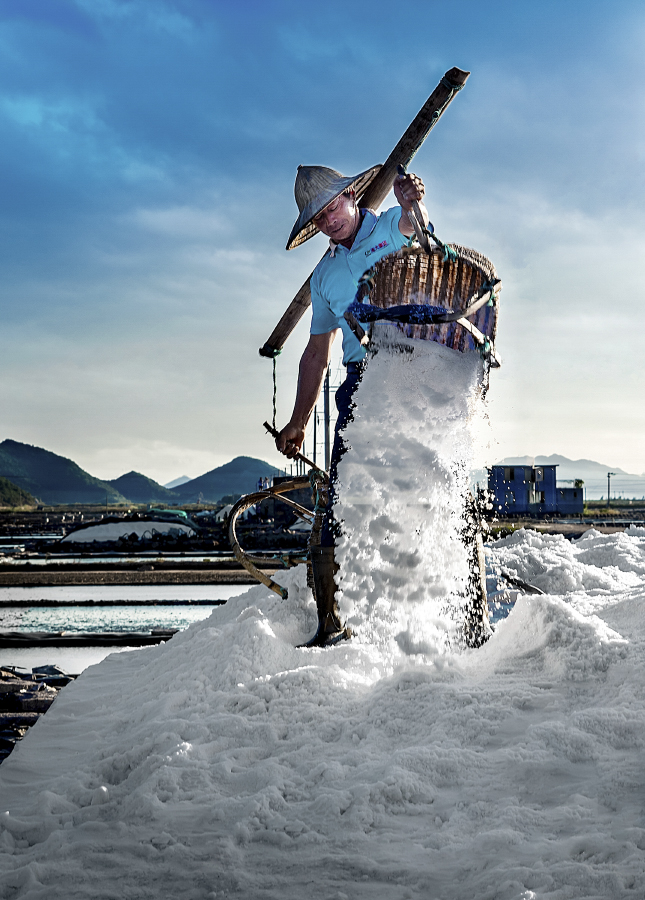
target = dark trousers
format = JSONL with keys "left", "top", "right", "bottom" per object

{"left": 320, "top": 361, "right": 364, "bottom": 547}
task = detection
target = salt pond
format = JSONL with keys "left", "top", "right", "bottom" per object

{"left": 0, "top": 602, "right": 220, "bottom": 635}
{"left": 0, "top": 584, "right": 239, "bottom": 604}
{"left": 0, "top": 584, "right": 241, "bottom": 673}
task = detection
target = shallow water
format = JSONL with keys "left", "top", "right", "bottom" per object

{"left": 0, "top": 603, "right": 219, "bottom": 634}
{"left": 0, "top": 583, "right": 240, "bottom": 604}
{"left": 0, "top": 583, "right": 247, "bottom": 673}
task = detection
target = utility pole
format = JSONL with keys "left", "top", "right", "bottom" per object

{"left": 607, "top": 472, "right": 615, "bottom": 509}
{"left": 323, "top": 365, "right": 331, "bottom": 471}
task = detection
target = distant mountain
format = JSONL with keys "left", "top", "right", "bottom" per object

{"left": 497, "top": 454, "right": 631, "bottom": 479}
{"left": 0, "top": 441, "right": 284, "bottom": 506}
{"left": 173, "top": 456, "right": 282, "bottom": 503}
{"left": 106, "top": 472, "right": 179, "bottom": 505}
{"left": 0, "top": 440, "right": 128, "bottom": 505}
{"left": 495, "top": 455, "right": 535, "bottom": 468}
{"left": 0, "top": 476, "right": 37, "bottom": 508}
{"left": 164, "top": 475, "right": 191, "bottom": 489}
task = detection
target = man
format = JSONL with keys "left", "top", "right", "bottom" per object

{"left": 276, "top": 163, "right": 429, "bottom": 647}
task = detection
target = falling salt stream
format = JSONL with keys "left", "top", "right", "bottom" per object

{"left": 335, "top": 324, "right": 487, "bottom": 657}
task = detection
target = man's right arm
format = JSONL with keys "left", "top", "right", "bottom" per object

{"left": 394, "top": 172, "right": 428, "bottom": 236}
{"left": 276, "top": 330, "right": 337, "bottom": 459}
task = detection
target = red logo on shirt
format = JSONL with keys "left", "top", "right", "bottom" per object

{"left": 365, "top": 240, "right": 388, "bottom": 257}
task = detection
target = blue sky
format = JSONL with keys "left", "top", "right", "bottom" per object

{"left": 1, "top": 0, "right": 644, "bottom": 484}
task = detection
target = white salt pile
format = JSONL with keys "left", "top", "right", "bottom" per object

{"left": 1, "top": 340, "right": 644, "bottom": 898}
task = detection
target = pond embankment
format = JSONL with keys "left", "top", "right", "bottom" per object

{"left": 0, "top": 567, "right": 274, "bottom": 586}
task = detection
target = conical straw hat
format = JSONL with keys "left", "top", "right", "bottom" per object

{"left": 286, "top": 164, "right": 381, "bottom": 250}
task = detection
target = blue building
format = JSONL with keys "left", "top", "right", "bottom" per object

{"left": 487, "top": 464, "right": 584, "bottom": 517}
{"left": 555, "top": 485, "right": 585, "bottom": 515}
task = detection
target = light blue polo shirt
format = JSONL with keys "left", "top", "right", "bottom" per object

{"left": 310, "top": 206, "right": 409, "bottom": 364}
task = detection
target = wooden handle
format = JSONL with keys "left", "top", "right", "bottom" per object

{"left": 359, "top": 67, "right": 469, "bottom": 211}
{"left": 259, "top": 277, "right": 313, "bottom": 358}
{"left": 258, "top": 67, "right": 470, "bottom": 358}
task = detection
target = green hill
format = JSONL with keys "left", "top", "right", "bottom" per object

{"left": 0, "top": 442, "right": 284, "bottom": 506}
{"left": 173, "top": 456, "right": 283, "bottom": 503}
{"left": 0, "top": 476, "right": 38, "bottom": 508}
{"left": 0, "top": 440, "right": 128, "bottom": 506}
{"left": 106, "top": 471, "right": 179, "bottom": 505}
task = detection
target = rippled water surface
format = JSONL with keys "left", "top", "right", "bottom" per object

{"left": 0, "top": 583, "right": 248, "bottom": 672}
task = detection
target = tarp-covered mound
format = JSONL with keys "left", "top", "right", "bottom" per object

{"left": 2, "top": 528, "right": 645, "bottom": 899}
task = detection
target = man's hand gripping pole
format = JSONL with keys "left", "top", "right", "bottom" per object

{"left": 263, "top": 421, "right": 327, "bottom": 475}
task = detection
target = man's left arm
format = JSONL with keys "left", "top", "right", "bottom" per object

{"left": 393, "top": 172, "right": 429, "bottom": 237}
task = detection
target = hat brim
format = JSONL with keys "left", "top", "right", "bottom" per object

{"left": 286, "top": 164, "right": 382, "bottom": 251}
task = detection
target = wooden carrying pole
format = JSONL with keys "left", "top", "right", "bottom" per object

{"left": 258, "top": 66, "right": 470, "bottom": 359}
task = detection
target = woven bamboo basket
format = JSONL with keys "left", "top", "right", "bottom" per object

{"left": 367, "top": 244, "right": 500, "bottom": 353}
